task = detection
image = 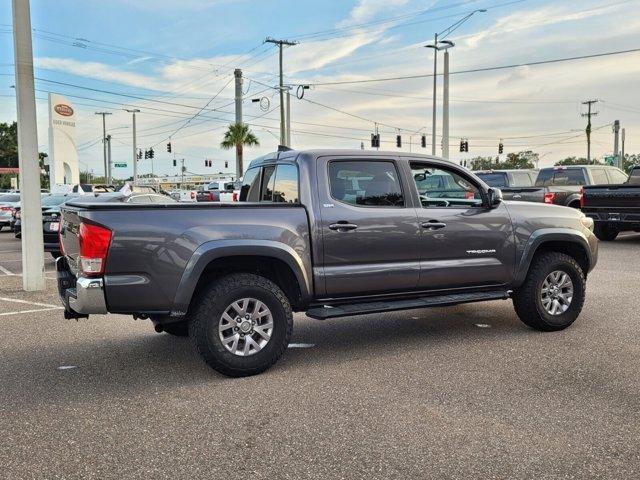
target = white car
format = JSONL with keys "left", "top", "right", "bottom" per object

{"left": 169, "top": 189, "right": 198, "bottom": 203}
{"left": 0, "top": 193, "right": 21, "bottom": 231}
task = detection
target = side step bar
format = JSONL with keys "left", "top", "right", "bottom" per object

{"left": 306, "top": 290, "right": 510, "bottom": 320}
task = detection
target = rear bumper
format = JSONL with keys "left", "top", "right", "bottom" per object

{"left": 56, "top": 257, "right": 107, "bottom": 316}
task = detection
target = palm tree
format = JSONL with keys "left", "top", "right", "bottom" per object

{"left": 220, "top": 123, "right": 259, "bottom": 179}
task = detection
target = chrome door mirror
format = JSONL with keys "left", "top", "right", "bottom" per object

{"left": 487, "top": 188, "right": 503, "bottom": 208}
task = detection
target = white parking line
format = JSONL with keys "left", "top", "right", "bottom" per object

{"left": 0, "top": 307, "right": 63, "bottom": 317}
{"left": 0, "top": 296, "right": 61, "bottom": 308}
{"left": 0, "top": 265, "right": 15, "bottom": 275}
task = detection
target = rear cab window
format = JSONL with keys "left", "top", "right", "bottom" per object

{"left": 476, "top": 172, "right": 508, "bottom": 188}
{"left": 536, "top": 168, "right": 586, "bottom": 186}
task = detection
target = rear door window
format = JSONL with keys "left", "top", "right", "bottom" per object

{"left": 511, "top": 172, "right": 534, "bottom": 187}
{"left": 606, "top": 169, "right": 628, "bottom": 184}
{"left": 329, "top": 161, "right": 404, "bottom": 207}
{"left": 536, "top": 169, "right": 586, "bottom": 186}
{"left": 590, "top": 169, "right": 609, "bottom": 185}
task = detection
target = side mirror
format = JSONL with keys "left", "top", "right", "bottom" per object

{"left": 487, "top": 188, "right": 503, "bottom": 208}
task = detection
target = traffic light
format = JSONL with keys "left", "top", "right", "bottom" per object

{"left": 204, "top": 160, "right": 208, "bottom": 167}
{"left": 421, "top": 135, "right": 426, "bottom": 148}
{"left": 396, "top": 135, "right": 402, "bottom": 148}
{"left": 498, "top": 142, "right": 503, "bottom": 154}
{"left": 166, "top": 142, "right": 172, "bottom": 153}
{"left": 144, "top": 149, "right": 149, "bottom": 159}
{"left": 459, "top": 140, "right": 464, "bottom": 152}
{"left": 173, "top": 159, "right": 177, "bottom": 167}
{"left": 137, "top": 149, "right": 142, "bottom": 160}
{"left": 148, "top": 148, "right": 154, "bottom": 159}
{"left": 224, "top": 161, "right": 228, "bottom": 169}
{"left": 459, "top": 139, "right": 469, "bottom": 152}
{"left": 370, "top": 133, "right": 380, "bottom": 148}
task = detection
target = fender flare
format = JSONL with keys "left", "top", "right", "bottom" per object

{"left": 170, "top": 240, "right": 312, "bottom": 316}
{"left": 513, "top": 228, "right": 594, "bottom": 288}
{"left": 565, "top": 193, "right": 582, "bottom": 207}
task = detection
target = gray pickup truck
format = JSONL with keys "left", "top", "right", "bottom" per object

{"left": 474, "top": 169, "right": 544, "bottom": 203}
{"left": 57, "top": 149, "right": 598, "bottom": 377}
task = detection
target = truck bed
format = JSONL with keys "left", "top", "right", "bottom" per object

{"left": 59, "top": 201, "right": 312, "bottom": 315}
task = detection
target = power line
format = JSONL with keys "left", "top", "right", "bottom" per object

{"left": 301, "top": 47, "right": 640, "bottom": 86}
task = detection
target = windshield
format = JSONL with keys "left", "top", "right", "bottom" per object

{"left": 476, "top": 172, "right": 508, "bottom": 188}
{"left": 0, "top": 194, "right": 20, "bottom": 202}
{"left": 41, "top": 195, "right": 70, "bottom": 206}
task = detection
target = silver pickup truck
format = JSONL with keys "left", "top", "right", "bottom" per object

{"left": 57, "top": 149, "right": 598, "bottom": 377}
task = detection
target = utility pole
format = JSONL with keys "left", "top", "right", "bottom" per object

{"left": 430, "top": 33, "right": 438, "bottom": 156}
{"left": 106, "top": 134, "right": 112, "bottom": 184}
{"left": 286, "top": 88, "right": 291, "bottom": 147}
{"left": 613, "top": 120, "right": 620, "bottom": 169}
{"left": 125, "top": 109, "right": 140, "bottom": 185}
{"left": 621, "top": 128, "right": 626, "bottom": 167}
{"left": 264, "top": 37, "right": 297, "bottom": 146}
{"left": 234, "top": 69, "right": 243, "bottom": 178}
{"left": 12, "top": 0, "right": 44, "bottom": 291}
{"left": 95, "top": 112, "right": 112, "bottom": 180}
{"left": 581, "top": 100, "right": 598, "bottom": 163}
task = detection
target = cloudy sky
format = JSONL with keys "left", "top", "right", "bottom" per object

{"left": 1, "top": 0, "right": 639, "bottom": 178}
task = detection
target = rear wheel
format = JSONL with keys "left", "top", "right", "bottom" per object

{"left": 50, "top": 251, "right": 62, "bottom": 259}
{"left": 512, "top": 252, "right": 586, "bottom": 332}
{"left": 190, "top": 273, "right": 293, "bottom": 377}
{"left": 594, "top": 224, "right": 619, "bottom": 241}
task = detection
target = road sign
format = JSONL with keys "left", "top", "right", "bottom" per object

{"left": 114, "top": 162, "right": 128, "bottom": 168}
{"left": 604, "top": 155, "right": 615, "bottom": 166}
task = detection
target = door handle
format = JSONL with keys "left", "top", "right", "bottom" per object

{"left": 421, "top": 220, "right": 447, "bottom": 230}
{"left": 329, "top": 222, "right": 358, "bottom": 231}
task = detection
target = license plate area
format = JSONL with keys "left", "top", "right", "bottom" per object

{"left": 49, "top": 222, "right": 59, "bottom": 231}
{"left": 608, "top": 213, "right": 621, "bottom": 221}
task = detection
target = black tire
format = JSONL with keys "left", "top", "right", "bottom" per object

{"left": 162, "top": 322, "right": 189, "bottom": 337}
{"left": 594, "top": 224, "right": 619, "bottom": 241}
{"left": 190, "top": 273, "right": 293, "bottom": 377}
{"left": 50, "top": 251, "right": 62, "bottom": 259}
{"left": 512, "top": 252, "right": 586, "bottom": 332}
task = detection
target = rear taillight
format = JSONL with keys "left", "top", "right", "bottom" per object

{"left": 207, "top": 192, "right": 213, "bottom": 201}
{"left": 464, "top": 191, "right": 475, "bottom": 200}
{"left": 544, "top": 192, "right": 556, "bottom": 204}
{"left": 232, "top": 192, "right": 238, "bottom": 202}
{"left": 579, "top": 186, "right": 584, "bottom": 208}
{"left": 190, "top": 191, "right": 196, "bottom": 200}
{"left": 1, "top": 206, "right": 13, "bottom": 212}
{"left": 78, "top": 222, "right": 112, "bottom": 276}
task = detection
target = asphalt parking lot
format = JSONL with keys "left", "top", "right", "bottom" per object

{"left": 0, "top": 230, "right": 639, "bottom": 479}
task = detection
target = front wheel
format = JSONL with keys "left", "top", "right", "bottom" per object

{"left": 190, "top": 273, "right": 293, "bottom": 377}
{"left": 594, "top": 224, "right": 619, "bottom": 241}
{"left": 512, "top": 252, "right": 586, "bottom": 332}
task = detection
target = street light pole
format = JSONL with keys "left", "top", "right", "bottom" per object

{"left": 425, "top": 9, "right": 485, "bottom": 158}
{"left": 441, "top": 41, "right": 454, "bottom": 159}
{"left": 125, "top": 109, "right": 140, "bottom": 185}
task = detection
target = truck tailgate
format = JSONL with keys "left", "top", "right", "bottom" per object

{"left": 59, "top": 207, "right": 84, "bottom": 277}
{"left": 582, "top": 184, "right": 640, "bottom": 209}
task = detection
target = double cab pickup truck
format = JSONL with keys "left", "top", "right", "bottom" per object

{"left": 58, "top": 150, "right": 598, "bottom": 377}
{"left": 474, "top": 169, "right": 544, "bottom": 203}
{"left": 535, "top": 165, "right": 629, "bottom": 208}
{"left": 582, "top": 165, "right": 639, "bottom": 241}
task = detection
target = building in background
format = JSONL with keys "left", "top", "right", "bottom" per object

{"left": 47, "top": 93, "right": 79, "bottom": 185}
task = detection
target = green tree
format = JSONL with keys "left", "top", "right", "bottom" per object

{"left": 555, "top": 156, "right": 599, "bottom": 166}
{"left": 503, "top": 150, "right": 537, "bottom": 169}
{"left": 469, "top": 156, "right": 498, "bottom": 171}
{"left": 220, "top": 123, "right": 259, "bottom": 176}
{"left": 622, "top": 153, "right": 640, "bottom": 172}
{"left": 0, "top": 121, "right": 19, "bottom": 168}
